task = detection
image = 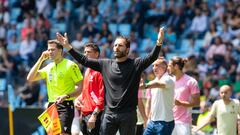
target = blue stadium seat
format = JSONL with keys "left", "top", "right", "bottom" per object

{"left": 50, "top": 23, "right": 66, "bottom": 38}
{"left": 180, "top": 39, "right": 190, "bottom": 53}
{"left": 31, "top": 126, "right": 45, "bottom": 135}
{"left": 109, "top": 23, "right": 117, "bottom": 36}
{"left": 10, "top": 8, "right": 21, "bottom": 21}
{"left": 0, "top": 78, "right": 7, "bottom": 91}
{"left": 118, "top": 24, "right": 131, "bottom": 36}
{"left": 194, "top": 39, "right": 203, "bottom": 52}
{"left": 166, "top": 53, "right": 177, "bottom": 60}
{"left": 139, "top": 38, "right": 153, "bottom": 52}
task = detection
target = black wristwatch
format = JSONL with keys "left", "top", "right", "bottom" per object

{"left": 92, "top": 111, "right": 99, "bottom": 116}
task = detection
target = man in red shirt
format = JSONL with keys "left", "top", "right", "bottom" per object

{"left": 75, "top": 43, "right": 104, "bottom": 135}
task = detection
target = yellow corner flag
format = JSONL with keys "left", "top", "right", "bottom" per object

{"left": 38, "top": 104, "right": 61, "bottom": 135}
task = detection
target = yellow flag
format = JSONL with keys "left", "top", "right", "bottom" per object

{"left": 38, "top": 104, "right": 61, "bottom": 135}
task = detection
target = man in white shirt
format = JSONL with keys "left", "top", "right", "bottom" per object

{"left": 140, "top": 58, "right": 175, "bottom": 135}
{"left": 193, "top": 85, "right": 240, "bottom": 135}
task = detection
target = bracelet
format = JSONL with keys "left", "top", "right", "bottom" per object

{"left": 92, "top": 111, "right": 99, "bottom": 116}
{"left": 156, "top": 40, "right": 162, "bottom": 46}
{"left": 65, "top": 94, "right": 70, "bottom": 99}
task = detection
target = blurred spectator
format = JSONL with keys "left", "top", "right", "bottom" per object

{"left": 131, "top": 0, "right": 146, "bottom": 38}
{"left": 208, "top": 80, "right": 219, "bottom": 104}
{"left": 97, "top": 0, "right": 112, "bottom": 20}
{"left": 35, "top": 0, "right": 50, "bottom": 18}
{"left": 21, "top": 15, "right": 35, "bottom": 40}
{"left": 7, "top": 21, "right": 18, "bottom": 42}
{"left": 206, "top": 58, "right": 217, "bottom": 75}
{"left": 0, "top": 39, "right": 13, "bottom": 84}
{"left": 202, "top": 21, "right": 217, "bottom": 48}
{"left": 166, "top": 5, "right": 186, "bottom": 38}
{"left": 18, "top": 81, "right": 40, "bottom": 106}
{"left": 99, "top": 22, "right": 112, "bottom": 44}
{"left": 164, "top": 26, "right": 177, "bottom": 51}
{"left": 54, "top": 0, "right": 71, "bottom": 22}
{"left": 219, "top": 23, "right": 232, "bottom": 43}
{"left": 197, "top": 57, "right": 208, "bottom": 80}
{"left": 23, "top": 12, "right": 36, "bottom": 29}
{"left": 205, "top": 37, "right": 226, "bottom": 66}
{"left": 129, "top": 31, "right": 138, "bottom": 53}
{"left": 0, "top": 4, "right": 9, "bottom": 25}
{"left": 116, "top": 0, "right": 131, "bottom": 23}
{"left": 71, "top": 32, "right": 85, "bottom": 51}
{"left": 194, "top": 101, "right": 214, "bottom": 135}
{"left": 145, "top": 0, "right": 166, "bottom": 25}
{"left": 228, "top": 5, "right": 240, "bottom": 36}
{"left": 81, "top": 22, "right": 99, "bottom": 38}
{"left": 20, "top": 0, "right": 35, "bottom": 14}
{"left": 7, "top": 34, "right": 20, "bottom": 58}
{"left": 188, "top": 8, "right": 208, "bottom": 39}
{"left": 0, "top": 20, "right": 6, "bottom": 39}
{"left": 35, "top": 14, "right": 50, "bottom": 38}
{"left": 232, "top": 33, "right": 240, "bottom": 52}
{"left": 19, "top": 33, "right": 36, "bottom": 66}
{"left": 87, "top": 7, "right": 103, "bottom": 30}
{"left": 211, "top": 2, "right": 224, "bottom": 23}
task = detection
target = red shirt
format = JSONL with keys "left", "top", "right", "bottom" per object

{"left": 76, "top": 68, "right": 104, "bottom": 116}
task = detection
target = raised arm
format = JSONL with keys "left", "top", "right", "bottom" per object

{"left": 137, "top": 27, "right": 165, "bottom": 70}
{"left": 56, "top": 32, "right": 101, "bottom": 71}
{"left": 27, "top": 51, "right": 49, "bottom": 82}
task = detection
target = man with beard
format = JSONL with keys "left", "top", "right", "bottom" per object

{"left": 193, "top": 85, "right": 240, "bottom": 135}
{"left": 56, "top": 27, "right": 165, "bottom": 135}
{"left": 27, "top": 40, "right": 83, "bottom": 135}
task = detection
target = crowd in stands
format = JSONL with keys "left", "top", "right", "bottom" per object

{"left": 0, "top": 0, "right": 240, "bottom": 134}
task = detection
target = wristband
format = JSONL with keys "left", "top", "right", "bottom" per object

{"left": 156, "top": 40, "right": 162, "bottom": 46}
{"left": 92, "top": 111, "right": 99, "bottom": 116}
{"left": 66, "top": 94, "right": 70, "bottom": 99}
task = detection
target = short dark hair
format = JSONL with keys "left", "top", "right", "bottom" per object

{"left": 48, "top": 39, "right": 63, "bottom": 50}
{"left": 84, "top": 43, "right": 100, "bottom": 54}
{"left": 116, "top": 35, "right": 130, "bottom": 48}
{"left": 170, "top": 56, "right": 188, "bottom": 70}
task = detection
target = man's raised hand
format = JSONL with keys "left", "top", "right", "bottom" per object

{"left": 40, "top": 51, "right": 49, "bottom": 61}
{"left": 157, "top": 27, "right": 165, "bottom": 46}
{"left": 56, "top": 32, "right": 72, "bottom": 50}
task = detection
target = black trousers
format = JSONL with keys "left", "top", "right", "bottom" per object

{"left": 100, "top": 110, "right": 137, "bottom": 135}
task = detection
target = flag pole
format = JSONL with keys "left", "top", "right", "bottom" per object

{"left": 8, "top": 105, "right": 14, "bottom": 135}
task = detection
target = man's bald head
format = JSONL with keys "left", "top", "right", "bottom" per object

{"left": 219, "top": 85, "right": 232, "bottom": 101}
{"left": 220, "top": 85, "right": 231, "bottom": 92}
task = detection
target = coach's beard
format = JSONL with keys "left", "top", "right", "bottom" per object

{"left": 114, "top": 51, "right": 127, "bottom": 58}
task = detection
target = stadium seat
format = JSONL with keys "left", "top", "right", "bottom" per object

{"left": 0, "top": 78, "right": 6, "bottom": 91}
{"left": 194, "top": 39, "right": 203, "bottom": 52}
{"left": 109, "top": 23, "right": 117, "bottom": 36}
{"left": 10, "top": 8, "right": 21, "bottom": 21}
{"left": 139, "top": 38, "right": 153, "bottom": 52}
{"left": 50, "top": 23, "right": 66, "bottom": 38}
{"left": 118, "top": 24, "right": 131, "bottom": 36}
{"left": 180, "top": 39, "right": 190, "bottom": 53}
